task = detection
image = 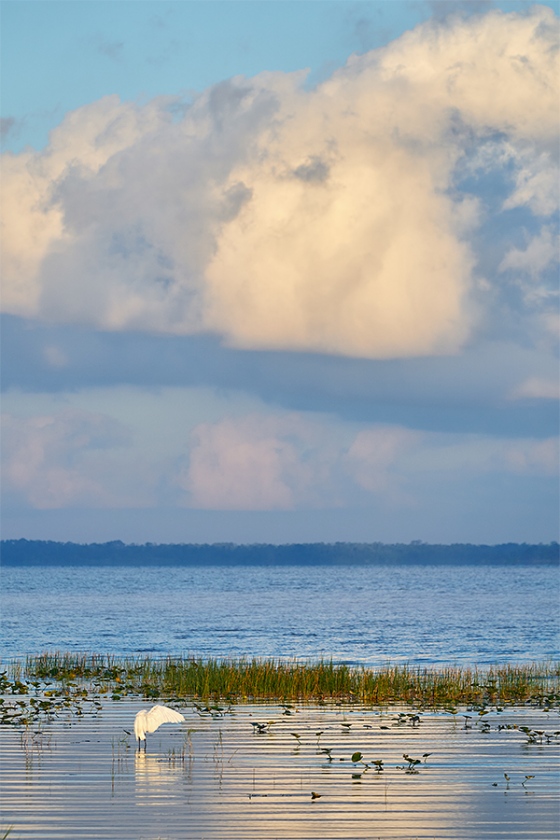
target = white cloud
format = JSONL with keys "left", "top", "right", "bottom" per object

{"left": 497, "top": 227, "right": 559, "bottom": 344}
{"left": 499, "top": 226, "right": 559, "bottom": 280}
{"left": 344, "top": 426, "right": 422, "bottom": 496}
{"left": 1, "top": 397, "right": 557, "bottom": 513}
{"left": 404, "top": 430, "right": 559, "bottom": 477}
{"left": 1, "top": 408, "right": 137, "bottom": 508}
{"left": 43, "top": 345, "right": 69, "bottom": 368}
{"left": 1, "top": 96, "right": 166, "bottom": 315}
{"left": 1, "top": 7, "right": 558, "bottom": 358}
{"left": 466, "top": 140, "right": 559, "bottom": 218}
{"left": 179, "top": 411, "right": 559, "bottom": 511}
{"left": 180, "top": 412, "right": 429, "bottom": 511}
{"left": 499, "top": 226, "right": 559, "bottom": 309}
{"left": 502, "top": 148, "right": 559, "bottom": 217}
{"left": 179, "top": 413, "right": 334, "bottom": 510}
{"left": 502, "top": 437, "right": 558, "bottom": 476}
{"left": 509, "top": 376, "right": 560, "bottom": 400}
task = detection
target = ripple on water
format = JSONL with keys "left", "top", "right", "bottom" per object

{"left": 1, "top": 565, "right": 558, "bottom": 664}
{"left": 1, "top": 700, "right": 559, "bottom": 839}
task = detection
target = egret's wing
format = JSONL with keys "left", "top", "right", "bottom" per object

{"left": 144, "top": 704, "right": 185, "bottom": 734}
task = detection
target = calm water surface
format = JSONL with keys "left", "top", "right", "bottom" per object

{"left": 2, "top": 564, "right": 558, "bottom": 664}
{"left": 1, "top": 700, "right": 559, "bottom": 839}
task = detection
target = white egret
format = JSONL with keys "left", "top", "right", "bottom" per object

{"left": 134, "top": 704, "right": 186, "bottom": 749}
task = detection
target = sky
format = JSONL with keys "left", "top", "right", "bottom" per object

{"left": 1, "top": 0, "right": 558, "bottom": 546}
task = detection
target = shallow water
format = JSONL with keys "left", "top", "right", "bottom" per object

{"left": 1, "top": 699, "right": 559, "bottom": 839}
{"left": 2, "top": 564, "right": 558, "bottom": 665}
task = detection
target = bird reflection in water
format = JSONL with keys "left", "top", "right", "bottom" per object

{"left": 135, "top": 745, "right": 193, "bottom": 804}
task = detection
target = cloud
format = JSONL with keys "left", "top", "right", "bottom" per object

{"left": 1, "top": 95, "right": 166, "bottom": 315}
{"left": 499, "top": 225, "right": 559, "bottom": 309}
{"left": 496, "top": 225, "right": 559, "bottom": 349}
{"left": 0, "top": 117, "right": 16, "bottom": 138}
{"left": 178, "top": 410, "right": 557, "bottom": 512}
{"left": 502, "top": 147, "right": 559, "bottom": 217}
{"left": 427, "top": 1, "right": 493, "bottom": 19}
{"left": 179, "top": 413, "right": 423, "bottom": 511}
{"left": 1, "top": 398, "right": 557, "bottom": 514}
{"left": 404, "top": 430, "right": 559, "bottom": 478}
{"left": 91, "top": 34, "right": 125, "bottom": 62}
{"left": 509, "top": 376, "right": 560, "bottom": 400}
{"left": 1, "top": 409, "right": 134, "bottom": 508}
{"left": 179, "top": 413, "right": 334, "bottom": 510}
{"left": 502, "top": 436, "right": 558, "bottom": 476}
{"left": 344, "top": 426, "right": 422, "bottom": 497}
{"left": 2, "top": 313, "right": 557, "bottom": 439}
{"left": 1, "top": 7, "right": 558, "bottom": 359}
{"left": 42, "top": 344, "right": 69, "bottom": 369}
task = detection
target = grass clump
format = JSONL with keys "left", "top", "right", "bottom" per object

{"left": 19, "top": 653, "right": 560, "bottom": 707}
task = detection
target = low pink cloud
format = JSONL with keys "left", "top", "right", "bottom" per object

{"left": 180, "top": 414, "right": 421, "bottom": 510}
{"left": 1, "top": 409, "right": 134, "bottom": 508}
{"left": 180, "top": 415, "right": 315, "bottom": 510}
{"left": 344, "top": 426, "right": 423, "bottom": 495}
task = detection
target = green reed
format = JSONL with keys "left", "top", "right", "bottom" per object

{"left": 17, "top": 653, "right": 559, "bottom": 707}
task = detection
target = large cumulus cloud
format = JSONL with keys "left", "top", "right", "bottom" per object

{"left": 2, "top": 7, "right": 558, "bottom": 358}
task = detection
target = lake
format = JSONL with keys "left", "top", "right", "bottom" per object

{"left": 1, "top": 698, "right": 559, "bottom": 839}
{"left": 1, "top": 563, "right": 559, "bottom": 840}
{"left": 1, "top": 564, "right": 558, "bottom": 665}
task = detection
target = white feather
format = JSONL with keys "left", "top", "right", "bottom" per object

{"left": 134, "top": 704, "right": 185, "bottom": 742}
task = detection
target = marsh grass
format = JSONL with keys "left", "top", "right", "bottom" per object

{"left": 17, "top": 653, "right": 560, "bottom": 707}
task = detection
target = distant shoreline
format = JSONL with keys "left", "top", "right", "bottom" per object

{"left": 1, "top": 539, "right": 558, "bottom": 566}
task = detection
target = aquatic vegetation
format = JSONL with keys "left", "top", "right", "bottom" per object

{"left": 2, "top": 697, "right": 558, "bottom": 840}
{"left": 0, "top": 671, "right": 103, "bottom": 728}
{"left": 16, "top": 653, "right": 560, "bottom": 706}
{"left": 350, "top": 750, "right": 383, "bottom": 779}
{"left": 518, "top": 726, "right": 560, "bottom": 744}
{"left": 1, "top": 651, "right": 558, "bottom": 767}
{"left": 250, "top": 721, "right": 269, "bottom": 733}
{"left": 399, "top": 753, "right": 423, "bottom": 773}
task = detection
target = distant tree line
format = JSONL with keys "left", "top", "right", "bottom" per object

{"left": 1, "top": 539, "right": 558, "bottom": 566}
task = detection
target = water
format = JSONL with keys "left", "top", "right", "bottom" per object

{"left": 1, "top": 700, "right": 559, "bottom": 839}
{"left": 1, "top": 564, "right": 558, "bottom": 664}
{"left": 1, "top": 564, "right": 559, "bottom": 839}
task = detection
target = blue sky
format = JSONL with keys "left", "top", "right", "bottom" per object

{"left": 1, "top": 0, "right": 558, "bottom": 544}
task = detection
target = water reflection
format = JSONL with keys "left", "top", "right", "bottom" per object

{"left": 134, "top": 749, "right": 192, "bottom": 800}
{"left": 0, "top": 700, "right": 558, "bottom": 839}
